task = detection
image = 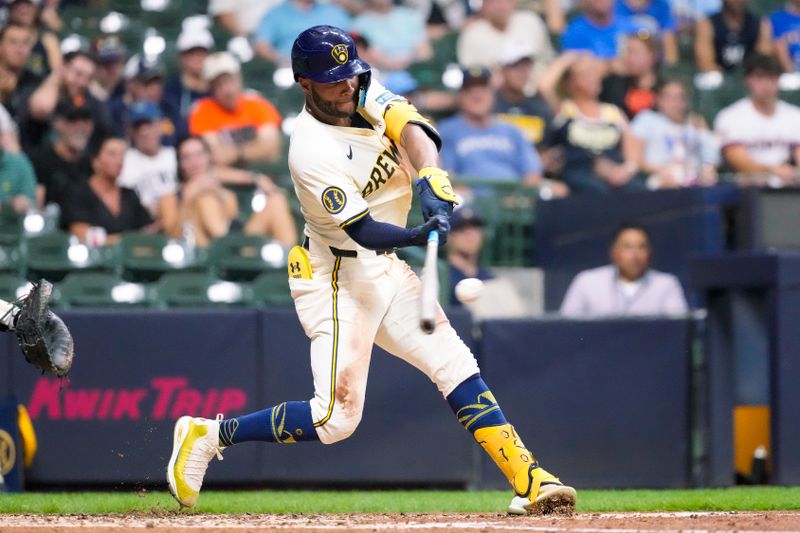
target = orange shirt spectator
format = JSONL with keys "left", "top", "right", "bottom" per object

{"left": 188, "top": 52, "right": 283, "bottom": 171}
{"left": 189, "top": 91, "right": 281, "bottom": 138}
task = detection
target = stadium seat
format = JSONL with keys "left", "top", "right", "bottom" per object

{"left": 0, "top": 244, "right": 24, "bottom": 275}
{"left": 0, "top": 211, "right": 23, "bottom": 247}
{"left": 250, "top": 270, "right": 292, "bottom": 307}
{"left": 119, "top": 233, "right": 208, "bottom": 282}
{"left": 155, "top": 272, "right": 249, "bottom": 308}
{"left": 57, "top": 272, "right": 151, "bottom": 308}
{"left": 208, "top": 233, "right": 284, "bottom": 281}
{"left": 0, "top": 274, "right": 29, "bottom": 302}
{"left": 25, "top": 232, "right": 117, "bottom": 282}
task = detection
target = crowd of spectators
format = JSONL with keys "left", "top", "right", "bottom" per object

{"left": 0, "top": 0, "right": 799, "bottom": 314}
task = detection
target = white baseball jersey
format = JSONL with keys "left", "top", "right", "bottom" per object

{"left": 714, "top": 98, "right": 800, "bottom": 166}
{"left": 289, "top": 80, "right": 421, "bottom": 251}
{"left": 117, "top": 146, "right": 178, "bottom": 215}
{"left": 286, "top": 80, "right": 478, "bottom": 444}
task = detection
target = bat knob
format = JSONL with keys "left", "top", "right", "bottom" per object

{"left": 420, "top": 319, "right": 435, "bottom": 334}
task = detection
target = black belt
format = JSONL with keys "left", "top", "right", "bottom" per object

{"left": 303, "top": 237, "right": 394, "bottom": 257}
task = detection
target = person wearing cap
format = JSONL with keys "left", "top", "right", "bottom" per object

{"left": 89, "top": 34, "right": 127, "bottom": 102}
{"left": 714, "top": 54, "right": 800, "bottom": 186}
{"left": 446, "top": 205, "right": 494, "bottom": 307}
{"left": 3, "top": 0, "right": 61, "bottom": 77}
{"left": 117, "top": 102, "right": 180, "bottom": 232}
{"left": 253, "top": 0, "right": 351, "bottom": 66}
{"left": 21, "top": 49, "right": 112, "bottom": 152}
{"left": 164, "top": 26, "right": 214, "bottom": 123}
{"left": 457, "top": 0, "right": 553, "bottom": 70}
{"left": 29, "top": 97, "right": 94, "bottom": 208}
{"left": 438, "top": 67, "right": 544, "bottom": 187}
{"left": 62, "top": 135, "right": 153, "bottom": 245}
{"left": 189, "top": 52, "right": 282, "bottom": 171}
{"left": 109, "top": 54, "right": 183, "bottom": 146}
{"left": 493, "top": 44, "right": 554, "bottom": 147}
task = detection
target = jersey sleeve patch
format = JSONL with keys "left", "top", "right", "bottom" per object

{"left": 322, "top": 186, "right": 347, "bottom": 214}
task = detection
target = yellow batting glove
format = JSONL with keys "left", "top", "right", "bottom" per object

{"left": 418, "top": 167, "right": 458, "bottom": 204}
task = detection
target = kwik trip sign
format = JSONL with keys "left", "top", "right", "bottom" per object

{"left": 27, "top": 377, "right": 248, "bottom": 421}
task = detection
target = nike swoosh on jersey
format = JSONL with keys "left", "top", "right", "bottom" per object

{"left": 346, "top": 146, "right": 353, "bottom": 160}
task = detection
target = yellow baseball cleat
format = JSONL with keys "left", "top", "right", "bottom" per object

{"left": 166, "top": 415, "right": 225, "bottom": 508}
{"left": 506, "top": 465, "right": 577, "bottom": 515}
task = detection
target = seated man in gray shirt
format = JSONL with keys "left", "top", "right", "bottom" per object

{"left": 561, "top": 223, "right": 688, "bottom": 317}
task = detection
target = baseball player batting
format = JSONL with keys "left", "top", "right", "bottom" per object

{"left": 167, "top": 25, "right": 575, "bottom": 516}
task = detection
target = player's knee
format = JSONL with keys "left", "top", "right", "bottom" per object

{"left": 324, "top": 407, "right": 363, "bottom": 444}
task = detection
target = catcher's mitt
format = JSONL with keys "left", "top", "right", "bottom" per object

{"left": 11, "top": 280, "right": 74, "bottom": 377}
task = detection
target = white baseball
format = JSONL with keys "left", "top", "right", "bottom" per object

{"left": 455, "top": 278, "right": 484, "bottom": 304}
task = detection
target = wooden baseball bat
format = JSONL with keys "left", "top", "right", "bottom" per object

{"left": 420, "top": 230, "right": 439, "bottom": 334}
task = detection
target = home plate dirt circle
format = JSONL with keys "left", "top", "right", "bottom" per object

{"left": 1, "top": 511, "right": 800, "bottom": 532}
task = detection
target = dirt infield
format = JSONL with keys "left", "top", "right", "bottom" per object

{"left": 1, "top": 511, "right": 799, "bottom": 532}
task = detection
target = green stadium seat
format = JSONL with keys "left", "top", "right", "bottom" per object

{"left": 119, "top": 233, "right": 208, "bottom": 282}
{"left": 208, "top": 233, "right": 284, "bottom": 281}
{"left": 0, "top": 274, "right": 29, "bottom": 302}
{"left": 0, "top": 244, "right": 24, "bottom": 275}
{"left": 57, "top": 272, "right": 151, "bottom": 309}
{"left": 0, "top": 211, "right": 23, "bottom": 247}
{"left": 250, "top": 270, "right": 292, "bottom": 307}
{"left": 25, "top": 232, "right": 117, "bottom": 282}
{"left": 155, "top": 272, "right": 249, "bottom": 308}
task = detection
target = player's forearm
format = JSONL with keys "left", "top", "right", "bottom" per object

{"left": 401, "top": 123, "right": 440, "bottom": 171}
{"left": 344, "top": 213, "right": 439, "bottom": 250}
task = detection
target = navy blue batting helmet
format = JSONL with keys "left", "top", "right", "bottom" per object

{"left": 291, "top": 25, "right": 371, "bottom": 84}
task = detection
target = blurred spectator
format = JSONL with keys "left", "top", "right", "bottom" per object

{"left": 252, "top": 0, "right": 351, "bottom": 66}
{"left": 540, "top": 0, "right": 568, "bottom": 34}
{"left": 29, "top": 98, "right": 93, "bottom": 208}
{"left": 208, "top": 0, "right": 278, "bottom": 36}
{"left": 695, "top": 0, "right": 773, "bottom": 73}
{"left": 771, "top": 0, "right": 800, "bottom": 73}
{"left": 62, "top": 136, "right": 153, "bottom": 244}
{"left": 382, "top": 69, "right": 456, "bottom": 115}
{"left": 0, "top": 102, "right": 20, "bottom": 151}
{"left": 189, "top": 52, "right": 283, "bottom": 171}
{"left": 629, "top": 80, "right": 720, "bottom": 189}
{"left": 672, "top": 0, "right": 721, "bottom": 30}
{"left": 351, "top": 0, "right": 431, "bottom": 72}
{"left": 110, "top": 54, "right": 184, "bottom": 146}
{"left": 540, "top": 53, "right": 642, "bottom": 194}
{"left": 561, "top": 0, "right": 635, "bottom": 60}
{"left": 446, "top": 205, "right": 494, "bottom": 307}
{"left": 117, "top": 102, "right": 179, "bottom": 224}
{"left": 164, "top": 26, "right": 214, "bottom": 123}
{"left": 714, "top": 54, "right": 800, "bottom": 186}
{"left": 20, "top": 50, "right": 112, "bottom": 152}
{"left": 0, "top": 22, "right": 39, "bottom": 117}
{"left": 0, "top": 128, "right": 36, "bottom": 213}
{"left": 457, "top": 0, "right": 553, "bottom": 70}
{"left": 600, "top": 33, "right": 660, "bottom": 118}
{"left": 176, "top": 136, "right": 297, "bottom": 247}
{"left": 493, "top": 44, "right": 554, "bottom": 146}
{"left": 403, "top": 0, "right": 472, "bottom": 40}
{"left": 561, "top": 223, "right": 688, "bottom": 316}
{"left": 615, "top": 0, "right": 678, "bottom": 64}
{"left": 3, "top": 0, "right": 61, "bottom": 77}
{"left": 438, "top": 67, "right": 544, "bottom": 187}
{"left": 89, "top": 34, "right": 127, "bottom": 102}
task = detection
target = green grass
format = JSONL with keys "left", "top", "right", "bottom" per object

{"left": 0, "top": 487, "right": 799, "bottom": 515}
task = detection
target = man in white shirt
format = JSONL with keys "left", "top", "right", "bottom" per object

{"left": 561, "top": 223, "right": 688, "bottom": 317}
{"left": 117, "top": 101, "right": 178, "bottom": 218}
{"left": 714, "top": 54, "right": 800, "bottom": 187}
{"left": 456, "top": 0, "right": 553, "bottom": 70}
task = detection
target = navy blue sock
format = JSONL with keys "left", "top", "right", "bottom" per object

{"left": 446, "top": 374, "right": 508, "bottom": 433}
{"left": 218, "top": 401, "right": 318, "bottom": 445}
